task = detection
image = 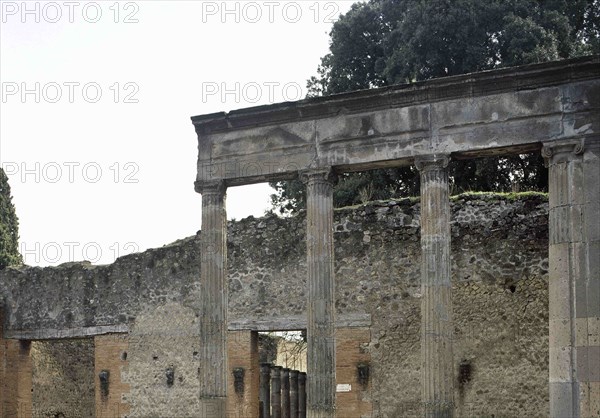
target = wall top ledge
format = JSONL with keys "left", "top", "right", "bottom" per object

{"left": 191, "top": 56, "right": 599, "bottom": 135}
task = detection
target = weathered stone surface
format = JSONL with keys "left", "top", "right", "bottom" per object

{"left": 416, "top": 155, "right": 453, "bottom": 417}
{"left": 192, "top": 57, "right": 599, "bottom": 186}
{"left": 124, "top": 302, "right": 201, "bottom": 417}
{"left": 31, "top": 339, "right": 95, "bottom": 418}
{"left": 543, "top": 138, "right": 600, "bottom": 417}
{"left": 197, "top": 180, "right": 228, "bottom": 414}
{"left": 0, "top": 194, "right": 551, "bottom": 416}
{"left": 303, "top": 169, "right": 336, "bottom": 418}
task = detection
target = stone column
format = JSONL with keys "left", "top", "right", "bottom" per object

{"left": 282, "top": 368, "right": 291, "bottom": 418}
{"left": 298, "top": 372, "right": 307, "bottom": 418}
{"left": 196, "top": 180, "right": 228, "bottom": 417}
{"left": 290, "top": 370, "right": 299, "bottom": 418}
{"left": 302, "top": 169, "right": 336, "bottom": 418}
{"left": 415, "top": 155, "right": 454, "bottom": 418}
{"left": 543, "top": 138, "right": 600, "bottom": 417}
{"left": 260, "top": 364, "right": 271, "bottom": 418}
{"left": 271, "top": 366, "right": 282, "bottom": 418}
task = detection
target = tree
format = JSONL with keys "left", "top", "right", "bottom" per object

{"left": 271, "top": 0, "right": 598, "bottom": 213}
{"left": 0, "top": 168, "right": 23, "bottom": 268}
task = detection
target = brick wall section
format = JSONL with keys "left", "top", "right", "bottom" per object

{"left": 95, "top": 334, "right": 130, "bottom": 418}
{"left": 1, "top": 309, "right": 32, "bottom": 417}
{"left": 336, "top": 327, "right": 372, "bottom": 418}
{"left": 227, "top": 330, "right": 259, "bottom": 418}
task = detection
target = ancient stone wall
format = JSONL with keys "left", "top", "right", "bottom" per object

{"left": 31, "top": 339, "right": 95, "bottom": 418}
{"left": 0, "top": 193, "right": 549, "bottom": 417}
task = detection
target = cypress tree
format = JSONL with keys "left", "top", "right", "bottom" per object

{"left": 0, "top": 167, "right": 23, "bottom": 268}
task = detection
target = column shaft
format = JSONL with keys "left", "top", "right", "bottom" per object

{"left": 272, "top": 366, "right": 282, "bottom": 418}
{"left": 416, "top": 155, "right": 454, "bottom": 418}
{"left": 290, "top": 370, "right": 299, "bottom": 418}
{"left": 298, "top": 373, "right": 307, "bottom": 418}
{"left": 304, "top": 169, "right": 336, "bottom": 418}
{"left": 282, "top": 368, "right": 291, "bottom": 418}
{"left": 543, "top": 138, "right": 600, "bottom": 417}
{"left": 260, "top": 364, "right": 271, "bottom": 418}
{"left": 197, "top": 180, "right": 228, "bottom": 416}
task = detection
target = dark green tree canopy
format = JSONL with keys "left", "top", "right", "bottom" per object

{"left": 271, "top": 0, "right": 599, "bottom": 214}
{"left": 308, "top": 0, "right": 598, "bottom": 95}
{"left": 0, "top": 168, "right": 23, "bottom": 268}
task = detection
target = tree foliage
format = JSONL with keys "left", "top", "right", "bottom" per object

{"left": 0, "top": 168, "right": 22, "bottom": 268}
{"left": 271, "top": 0, "right": 598, "bottom": 213}
{"left": 308, "top": 0, "right": 598, "bottom": 94}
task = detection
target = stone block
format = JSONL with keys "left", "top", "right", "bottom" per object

{"left": 549, "top": 206, "right": 571, "bottom": 244}
{"left": 588, "top": 317, "right": 600, "bottom": 346}
{"left": 584, "top": 200, "right": 600, "bottom": 242}
{"left": 551, "top": 318, "right": 573, "bottom": 348}
{"left": 549, "top": 243, "right": 571, "bottom": 320}
{"left": 549, "top": 346, "right": 573, "bottom": 382}
{"left": 579, "top": 381, "right": 600, "bottom": 417}
{"left": 588, "top": 241, "right": 600, "bottom": 318}
{"left": 549, "top": 382, "right": 575, "bottom": 418}
{"left": 576, "top": 345, "right": 600, "bottom": 382}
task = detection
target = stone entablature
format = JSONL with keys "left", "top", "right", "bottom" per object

{"left": 192, "top": 56, "right": 599, "bottom": 187}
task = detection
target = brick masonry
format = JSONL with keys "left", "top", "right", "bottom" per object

{"left": 95, "top": 334, "right": 130, "bottom": 418}
{"left": 1, "top": 310, "right": 32, "bottom": 417}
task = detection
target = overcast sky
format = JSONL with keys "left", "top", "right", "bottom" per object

{"left": 0, "top": 0, "right": 354, "bottom": 266}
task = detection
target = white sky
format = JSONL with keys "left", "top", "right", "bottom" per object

{"left": 0, "top": 0, "right": 355, "bottom": 266}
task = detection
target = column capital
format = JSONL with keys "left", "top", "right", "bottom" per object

{"left": 299, "top": 168, "right": 337, "bottom": 185}
{"left": 542, "top": 138, "right": 585, "bottom": 167}
{"left": 414, "top": 154, "right": 450, "bottom": 172}
{"left": 271, "top": 365, "right": 282, "bottom": 377}
{"left": 195, "top": 179, "right": 226, "bottom": 195}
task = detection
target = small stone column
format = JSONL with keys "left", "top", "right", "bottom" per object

{"left": 271, "top": 366, "right": 282, "bottom": 418}
{"left": 260, "top": 363, "right": 272, "bottom": 418}
{"left": 298, "top": 372, "right": 307, "bottom": 418}
{"left": 543, "top": 138, "right": 600, "bottom": 417}
{"left": 290, "top": 370, "right": 299, "bottom": 418}
{"left": 302, "top": 169, "right": 336, "bottom": 418}
{"left": 282, "top": 368, "right": 291, "bottom": 418}
{"left": 196, "top": 180, "right": 228, "bottom": 417}
{"left": 415, "top": 155, "right": 454, "bottom": 418}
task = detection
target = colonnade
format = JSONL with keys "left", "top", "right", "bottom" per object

{"left": 196, "top": 137, "right": 599, "bottom": 417}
